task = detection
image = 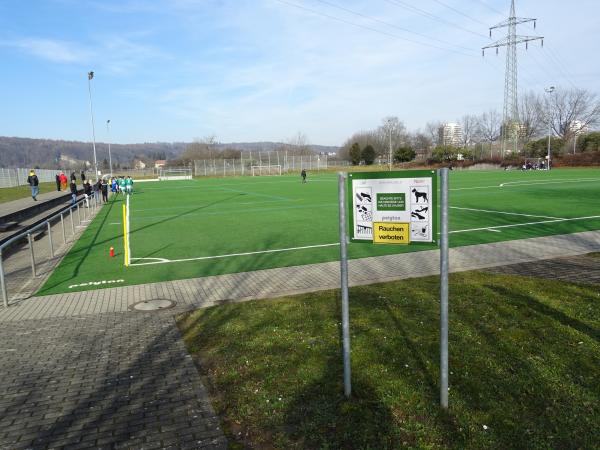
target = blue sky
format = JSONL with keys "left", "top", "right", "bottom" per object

{"left": 0, "top": 0, "right": 598, "bottom": 146}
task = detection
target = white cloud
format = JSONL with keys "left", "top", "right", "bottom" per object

{"left": 9, "top": 38, "right": 91, "bottom": 63}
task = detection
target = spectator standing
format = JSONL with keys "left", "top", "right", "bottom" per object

{"left": 81, "top": 170, "right": 86, "bottom": 187}
{"left": 101, "top": 178, "right": 109, "bottom": 203}
{"left": 27, "top": 170, "right": 39, "bottom": 201}
{"left": 301, "top": 169, "right": 307, "bottom": 183}
{"left": 92, "top": 180, "right": 100, "bottom": 203}
{"left": 70, "top": 181, "right": 78, "bottom": 205}
{"left": 59, "top": 172, "right": 68, "bottom": 190}
{"left": 83, "top": 180, "right": 92, "bottom": 208}
{"left": 55, "top": 174, "right": 61, "bottom": 191}
{"left": 70, "top": 172, "right": 76, "bottom": 184}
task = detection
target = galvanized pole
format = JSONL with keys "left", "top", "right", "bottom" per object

{"left": 0, "top": 249, "right": 8, "bottom": 308}
{"left": 70, "top": 207, "right": 75, "bottom": 236}
{"left": 440, "top": 168, "right": 449, "bottom": 409}
{"left": 47, "top": 222, "right": 54, "bottom": 258}
{"left": 338, "top": 172, "right": 352, "bottom": 397}
{"left": 61, "top": 213, "right": 66, "bottom": 245}
{"left": 77, "top": 203, "right": 81, "bottom": 224}
{"left": 28, "top": 233, "right": 36, "bottom": 277}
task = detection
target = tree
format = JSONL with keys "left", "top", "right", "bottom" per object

{"left": 478, "top": 110, "right": 501, "bottom": 156}
{"left": 523, "top": 137, "right": 565, "bottom": 157}
{"left": 377, "top": 116, "right": 408, "bottom": 161}
{"left": 361, "top": 144, "right": 376, "bottom": 165}
{"left": 519, "top": 92, "right": 544, "bottom": 142}
{"left": 394, "top": 146, "right": 416, "bottom": 162}
{"left": 431, "top": 145, "right": 460, "bottom": 162}
{"left": 577, "top": 132, "right": 600, "bottom": 152}
{"left": 544, "top": 88, "right": 600, "bottom": 140}
{"left": 425, "top": 121, "right": 442, "bottom": 147}
{"left": 349, "top": 142, "right": 362, "bottom": 165}
{"left": 410, "top": 132, "right": 433, "bottom": 158}
{"left": 180, "top": 135, "right": 217, "bottom": 163}
{"left": 459, "top": 114, "right": 479, "bottom": 148}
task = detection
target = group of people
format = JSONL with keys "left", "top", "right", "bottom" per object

{"left": 26, "top": 169, "right": 134, "bottom": 204}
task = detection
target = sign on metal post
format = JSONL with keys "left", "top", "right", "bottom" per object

{"left": 341, "top": 169, "right": 449, "bottom": 407}
{"left": 347, "top": 170, "right": 438, "bottom": 245}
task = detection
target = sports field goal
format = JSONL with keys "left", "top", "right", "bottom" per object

{"left": 158, "top": 168, "right": 193, "bottom": 180}
{"left": 251, "top": 165, "right": 282, "bottom": 176}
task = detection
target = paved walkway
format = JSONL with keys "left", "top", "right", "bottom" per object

{"left": 1, "top": 230, "right": 600, "bottom": 449}
{"left": 0, "top": 189, "right": 71, "bottom": 218}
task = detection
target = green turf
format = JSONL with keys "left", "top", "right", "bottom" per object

{"left": 0, "top": 182, "right": 56, "bottom": 204}
{"left": 176, "top": 271, "right": 600, "bottom": 449}
{"left": 38, "top": 168, "right": 600, "bottom": 295}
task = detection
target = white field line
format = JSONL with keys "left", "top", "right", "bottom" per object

{"left": 127, "top": 215, "right": 600, "bottom": 266}
{"left": 138, "top": 178, "right": 336, "bottom": 191}
{"left": 498, "top": 178, "right": 600, "bottom": 187}
{"left": 450, "top": 206, "right": 561, "bottom": 220}
{"left": 450, "top": 214, "right": 600, "bottom": 234}
{"left": 129, "top": 242, "right": 340, "bottom": 266}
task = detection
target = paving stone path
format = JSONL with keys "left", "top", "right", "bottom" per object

{"left": 1, "top": 229, "right": 600, "bottom": 449}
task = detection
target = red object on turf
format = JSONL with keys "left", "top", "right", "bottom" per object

{"left": 109, "top": 247, "right": 115, "bottom": 257}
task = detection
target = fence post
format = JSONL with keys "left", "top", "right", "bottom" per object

{"left": 61, "top": 213, "right": 66, "bottom": 245}
{"left": 70, "top": 207, "right": 75, "bottom": 236}
{"left": 47, "top": 221, "right": 54, "bottom": 258}
{"left": 77, "top": 203, "right": 81, "bottom": 224}
{"left": 0, "top": 249, "right": 8, "bottom": 308}
{"left": 28, "top": 233, "right": 36, "bottom": 277}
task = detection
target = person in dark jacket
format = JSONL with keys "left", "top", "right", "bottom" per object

{"left": 27, "top": 170, "right": 39, "bottom": 201}
{"left": 70, "top": 172, "right": 76, "bottom": 183}
{"left": 101, "top": 178, "right": 109, "bottom": 203}
{"left": 83, "top": 180, "right": 92, "bottom": 208}
{"left": 81, "top": 170, "right": 86, "bottom": 188}
{"left": 70, "top": 181, "right": 78, "bottom": 205}
{"left": 55, "top": 174, "right": 61, "bottom": 191}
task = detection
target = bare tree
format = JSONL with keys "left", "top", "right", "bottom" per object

{"left": 425, "top": 121, "right": 442, "bottom": 146}
{"left": 286, "top": 132, "right": 312, "bottom": 155}
{"left": 377, "top": 116, "right": 408, "bottom": 161}
{"left": 519, "top": 92, "right": 544, "bottom": 142}
{"left": 478, "top": 110, "right": 501, "bottom": 156}
{"left": 409, "top": 131, "right": 433, "bottom": 159}
{"left": 459, "top": 114, "right": 479, "bottom": 148}
{"left": 180, "top": 135, "right": 218, "bottom": 163}
{"left": 544, "top": 88, "right": 600, "bottom": 139}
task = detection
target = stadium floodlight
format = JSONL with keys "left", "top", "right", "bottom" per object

{"left": 107, "top": 119, "right": 113, "bottom": 177}
{"left": 87, "top": 71, "right": 99, "bottom": 181}
{"left": 545, "top": 86, "right": 556, "bottom": 170}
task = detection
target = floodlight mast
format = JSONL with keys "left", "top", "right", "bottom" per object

{"left": 87, "top": 71, "right": 99, "bottom": 182}
{"left": 545, "top": 86, "right": 555, "bottom": 170}
{"left": 482, "top": 0, "right": 543, "bottom": 157}
{"left": 107, "top": 120, "right": 113, "bottom": 177}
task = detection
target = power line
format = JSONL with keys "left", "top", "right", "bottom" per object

{"left": 313, "top": 0, "right": 476, "bottom": 53}
{"left": 468, "top": 0, "right": 505, "bottom": 16}
{"left": 542, "top": 46, "right": 579, "bottom": 89}
{"left": 273, "top": 0, "right": 477, "bottom": 57}
{"left": 429, "top": 0, "right": 489, "bottom": 27}
{"left": 383, "top": 0, "right": 490, "bottom": 39}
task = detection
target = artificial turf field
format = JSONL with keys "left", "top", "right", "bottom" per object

{"left": 38, "top": 168, "right": 600, "bottom": 295}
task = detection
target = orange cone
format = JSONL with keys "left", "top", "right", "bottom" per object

{"left": 109, "top": 247, "right": 115, "bottom": 257}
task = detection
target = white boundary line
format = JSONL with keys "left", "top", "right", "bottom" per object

{"left": 499, "top": 178, "right": 600, "bottom": 187}
{"left": 127, "top": 215, "right": 600, "bottom": 266}
{"left": 450, "top": 215, "right": 600, "bottom": 234}
{"left": 129, "top": 242, "right": 340, "bottom": 266}
{"left": 450, "top": 206, "right": 561, "bottom": 220}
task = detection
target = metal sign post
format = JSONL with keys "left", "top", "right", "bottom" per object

{"left": 338, "top": 172, "right": 352, "bottom": 397}
{"left": 439, "top": 168, "right": 449, "bottom": 409}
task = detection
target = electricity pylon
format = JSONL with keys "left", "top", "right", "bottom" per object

{"left": 482, "top": 0, "right": 543, "bottom": 156}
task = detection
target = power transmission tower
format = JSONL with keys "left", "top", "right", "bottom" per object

{"left": 482, "top": 0, "right": 543, "bottom": 157}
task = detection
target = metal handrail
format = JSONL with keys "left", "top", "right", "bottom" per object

{"left": 0, "top": 193, "right": 103, "bottom": 307}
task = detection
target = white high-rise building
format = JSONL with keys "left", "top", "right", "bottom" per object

{"left": 438, "top": 123, "right": 463, "bottom": 147}
{"left": 569, "top": 120, "right": 588, "bottom": 135}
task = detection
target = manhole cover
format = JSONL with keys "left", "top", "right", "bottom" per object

{"left": 130, "top": 299, "right": 176, "bottom": 311}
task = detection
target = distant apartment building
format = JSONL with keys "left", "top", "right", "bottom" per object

{"left": 570, "top": 120, "right": 588, "bottom": 135}
{"left": 438, "top": 123, "right": 463, "bottom": 147}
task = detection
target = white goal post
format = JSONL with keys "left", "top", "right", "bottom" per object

{"left": 251, "top": 165, "right": 282, "bottom": 176}
{"left": 158, "top": 168, "right": 193, "bottom": 180}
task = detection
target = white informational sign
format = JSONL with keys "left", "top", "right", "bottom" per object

{"left": 349, "top": 171, "right": 436, "bottom": 244}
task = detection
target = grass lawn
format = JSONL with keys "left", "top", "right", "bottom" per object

{"left": 177, "top": 271, "right": 600, "bottom": 450}
{"left": 0, "top": 182, "right": 56, "bottom": 203}
{"left": 37, "top": 168, "right": 600, "bottom": 295}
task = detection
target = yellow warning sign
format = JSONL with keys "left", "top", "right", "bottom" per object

{"left": 373, "top": 222, "right": 410, "bottom": 244}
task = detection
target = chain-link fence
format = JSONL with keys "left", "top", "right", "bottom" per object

{"left": 194, "top": 153, "right": 330, "bottom": 177}
{"left": 0, "top": 168, "right": 66, "bottom": 188}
